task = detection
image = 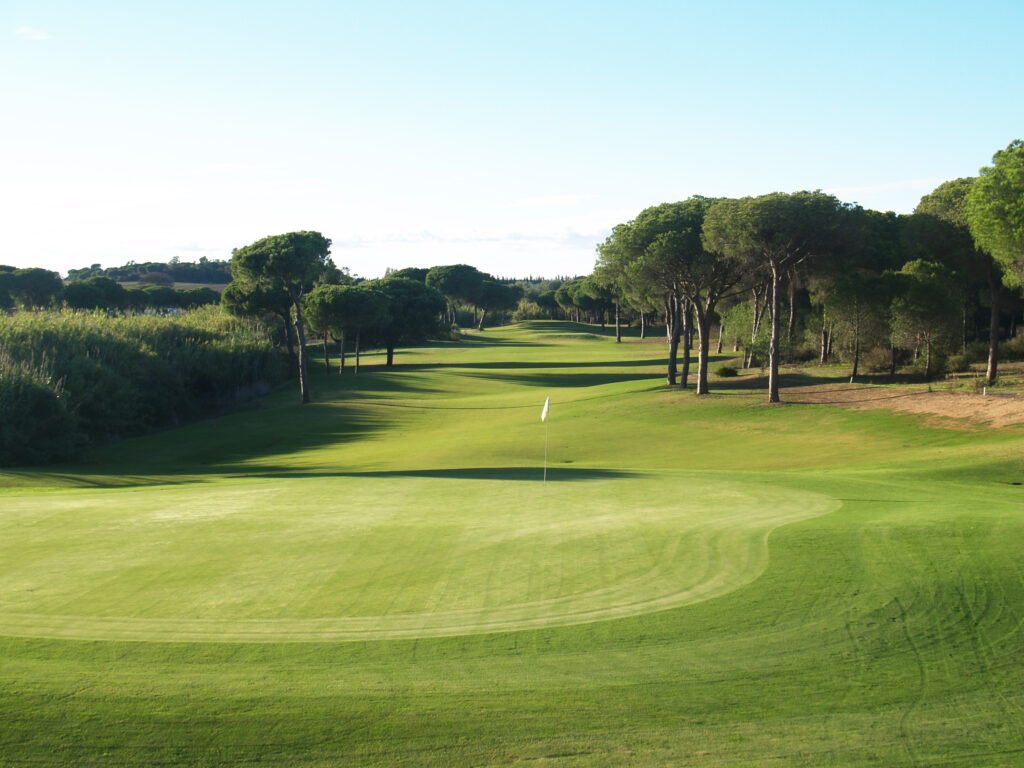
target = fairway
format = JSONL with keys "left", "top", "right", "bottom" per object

{"left": 3, "top": 321, "right": 1024, "bottom": 767}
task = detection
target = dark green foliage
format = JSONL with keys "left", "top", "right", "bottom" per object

{"left": 63, "top": 276, "right": 128, "bottom": 310}
{"left": 425, "top": 264, "right": 486, "bottom": 324}
{"left": 66, "top": 256, "right": 232, "bottom": 284}
{"left": 231, "top": 231, "right": 332, "bottom": 403}
{"left": 475, "top": 279, "right": 522, "bottom": 329}
{"left": 9, "top": 268, "right": 63, "bottom": 310}
{"left": 388, "top": 267, "right": 430, "bottom": 282}
{"left": 968, "top": 139, "right": 1024, "bottom": 287}
{"left": 0, "top": 308, "right": 286, "bottom": 464}
{"left": 0, "top": 350, "right": 79, "bottom": 465}
{"left": 946, "top": 353, "right": 971, "bottom": 373}
{"left": 715, "top": 363, "right": 739, "bottom": 377}
{"left": 141, "top": 284, "right": 179, "bottom": 309}
{"left": 366, "top": 277, "right": 447, "bottom": 363}
{"left": 0, "top": 267, "right": 18, "bottom": 311}
{"left": 177, "top": 286, "right": 221, "bottom": 308}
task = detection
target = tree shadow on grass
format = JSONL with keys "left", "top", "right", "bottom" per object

{"left": 239, "top": 466, "right": 637, "bottom": 482}
{"left": 461, "top": 370, "right": 663, "bottom": 388}
{"left": 395, "top": 358, "right": 667, "bottom": 372}
{"left": 36, "top": 400, "right": 398, "bottom": 486}
{"left": 517, "top": 320, "right": 646, "bottom": 338}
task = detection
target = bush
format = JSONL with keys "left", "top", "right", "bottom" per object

{"left": 1001, "top": 333, "right": 1024, "bottom": 361}
{"left": 863, "top": 346, "right": 894, "bottom": 373}
{"left": 946, "top": 353, "right": 972, "bottom": 373}
{"left": 715, "top": 363, "right": 740, "bottom": 378}
{"left": 0, "top": 350, "right": 80, "bottom": 465}
{"left": 963, "top": 340, "right": 990, "bottom": 363}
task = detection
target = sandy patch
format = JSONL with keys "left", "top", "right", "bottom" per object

{"left": 784, "top": 384, "right": 1024, "bottom": 428}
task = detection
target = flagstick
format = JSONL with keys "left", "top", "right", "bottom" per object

{"left": 543, "top": 414, "right": 549, "bottom": 484}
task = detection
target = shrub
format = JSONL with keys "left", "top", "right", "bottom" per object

{"left": 963, "top": 340, "right": 990, "bottom": 364}
{"left": 715, "top": 363, "right": 740, "bottom": 378}
{"left": 946, "top": 354, "right": 972, "bottom": 373}
{"left": 1001, "top": 333, "right": 1024, "bottom": 361}
{"left": 0, "top": 350, "right": 80, "bottom": 465}
{"left": 863, "top": 346, "right": 894, "bottom": 373}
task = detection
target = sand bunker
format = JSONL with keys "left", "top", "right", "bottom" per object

{"left": 784, "top": 383, "right": 1024, "bottom": 428}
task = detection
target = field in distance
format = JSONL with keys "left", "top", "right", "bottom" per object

{"left": 1, "top": 321, "right": 1023, "bottom": 766}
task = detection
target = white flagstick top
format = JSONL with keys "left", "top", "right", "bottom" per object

{"left": 541, "top": 396, "right": 550, "bottom": 422}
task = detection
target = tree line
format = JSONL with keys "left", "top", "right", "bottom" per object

{"left": 66, "top": 256, "right": 232, "bottom": 285}
{"left": 560, "top": 140, "right": 1024, "bottom": 403}
{"left": 222, "top": 234, "right": 524, "bottom": 404}
{"left": 0, "top": 267, "right": 222, "bottom": 312}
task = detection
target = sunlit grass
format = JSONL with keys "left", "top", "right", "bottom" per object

{"left": 1, "top": 321, "right": 1023, "bottom": 766}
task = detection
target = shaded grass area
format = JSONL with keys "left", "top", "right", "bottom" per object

{"left": 2, "top": 321, "right": 1024, "bottom": 765}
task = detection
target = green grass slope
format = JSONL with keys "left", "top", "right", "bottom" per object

{"left": 2, "top": 321, "right": 1023, "bottom": 766}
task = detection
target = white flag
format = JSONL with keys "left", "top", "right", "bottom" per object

{"left": 541, "top": 396, "right": 550, "bottom": 422}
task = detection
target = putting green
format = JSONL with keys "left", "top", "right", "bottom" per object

{"left": 0, "top": 473, "right": 836, "bottom": 642}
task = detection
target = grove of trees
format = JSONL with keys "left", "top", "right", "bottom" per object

{"left": 3, "top": 139, "right": 1022, "bottom": 429}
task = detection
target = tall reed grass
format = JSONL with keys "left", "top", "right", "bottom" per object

{"left": 0, "top": 306, "right": 286, "bottom": 465}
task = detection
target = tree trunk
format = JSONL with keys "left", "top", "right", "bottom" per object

{"left": 925, "top": 335, "right": 932, "bottom": 379}
{"left": 680, "top": 301, "right": 693, "bottom": 388}
{"left": 767, "top": 265, "right": 782, "bottom": 403}
{"left": 716, "top": 321, "right": 724, "bottom": 354}
{"left": 819, "top": 307, "right": 828, "bottom": 365}
{"left": 890, "top": 342, "right": 897, "bottom": 377}
{"left": 338, "top": 333, "right": 346, "bottom": 374}
{"left": 323, "top": 334, "right": 330, "bottom": 373}
{"left": 288, "top": 292, "right": 311, "bottom": 404}
{"left": 748, "top": 285, "right": 767, "bottom": 368}
{"left": 477, "top": 307, "right": 487, "bottom": 331}
{"left": 962, "top": 302, "right": 968, "bottom": 353}
{"left": 282, "top": 313, "right": 298, "bottom": 379}
{"left": 987, "top": 266, "right": 1001, "bottom": 384}
{"left": 355, "top": 329, "right": 361, "bottom": 374}
{"left": 386, "top": 344, "right": 395, "bottom": 367}
{"left": 696, "top": 305, "right": 713, "bottom": 395}
{"left": 615, "top": 302, "right": 621, "bottom": 342}
{"left": 666, "top": 295, "right": 681, "bottom": 386}
{"left": 787, "top": 273, "right": 796, "bottom": 345}
{"left": 640, "top": 312, "right": 646, "bottom": 339}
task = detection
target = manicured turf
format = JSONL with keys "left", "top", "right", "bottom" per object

{"left": 2, "top": 321, "right": 1023, "bottom": 766}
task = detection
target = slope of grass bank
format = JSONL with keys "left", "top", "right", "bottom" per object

{"left": 2, "top": 321, "right": 1023, "bottom": 766}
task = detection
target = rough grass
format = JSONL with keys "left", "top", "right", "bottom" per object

{"left": 1, "top": 321, "right": 1023, "bottom": 766}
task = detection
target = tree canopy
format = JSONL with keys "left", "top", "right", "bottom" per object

{"left": 968, "top": 139, "right": 1024, "bottom": 287}
{"left": 231, "top": 231, "right": 332, "bottom": 403}
{"left": 704, "top": 191, "right": 848, "bottom": 402}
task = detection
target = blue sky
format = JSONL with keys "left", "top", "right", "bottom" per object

{"left": 3, "top": 0, "right": 1023, "bottom": 279}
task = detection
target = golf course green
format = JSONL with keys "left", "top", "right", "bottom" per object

{"left": 2, "top": 321, "right": 1023, "bottom": 766}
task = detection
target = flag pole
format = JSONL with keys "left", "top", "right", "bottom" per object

{"left": 544, "top": 410, "right": 549, "bottom": 484}
{"left": 541, "top": 396, "right": 550, "bottom": 484}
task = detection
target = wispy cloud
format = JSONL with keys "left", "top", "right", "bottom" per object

{"left": 15, "top": 26, "right": 51, "bottom": 41}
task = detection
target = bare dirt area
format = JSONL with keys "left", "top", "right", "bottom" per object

{"left": 784, "top": 382, "right": 1024, "bottom": 428}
